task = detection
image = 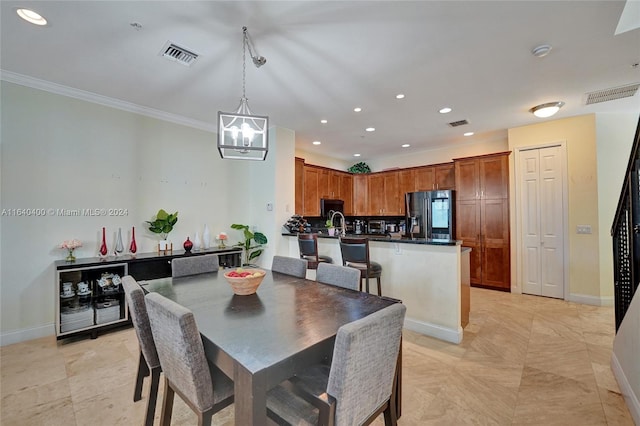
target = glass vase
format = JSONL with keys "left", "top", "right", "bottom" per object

{"left": 65, "top": 249, "right": 76, "bottom": 262}
{"left": 99, "top": 227, "right": 108, "bottom": 257}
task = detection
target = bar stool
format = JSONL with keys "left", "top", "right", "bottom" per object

{"left": 298, "top": 233, "right": 333, "bottom": 270}
{"left": 339, "top": 237, "right": 383, "bottom": 295}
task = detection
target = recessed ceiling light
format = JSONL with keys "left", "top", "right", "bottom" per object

{"left": 530, "top": 101, "right": 564, "bottom": 118}
{"left": 312, "top": 141, "right": 321, "bottom": 145}
{"left": 354, "top": 153, "right": 361, "bottom": 157}
{"left": 464, "top": 132, "right": 474, "bottom": 137}
{"left": 320, "top": 119, "right": 328, "bottom": 124}
{"left": 17, "top": 8, "right": 47, "bottom": 26}
{"left": 354, "top": 107, "right": 362, "bottom": 112}
{"left": 401, "top": 144, "right": 410, "bottom": 148}
{"left": 396, "top": 94, "right": 405, "bottom": 99}
{"left": 439, "top": 107, "right": 452, "bottom": 114}
{"left": 365, "top": 127, "right": 375, "bottom": 132}
{"left": 531, "top": 44, "right": 552, "bottom": 58}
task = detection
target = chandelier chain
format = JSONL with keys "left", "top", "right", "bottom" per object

{"left": 242, "top": 27, "right": 247, "bottom": 100}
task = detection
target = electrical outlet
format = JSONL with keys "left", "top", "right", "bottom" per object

{"left": 266, "top": 203, "right": 273, "bottom": 211}
{"left": 576, "top": 225, "right": 592, "bottom": 234}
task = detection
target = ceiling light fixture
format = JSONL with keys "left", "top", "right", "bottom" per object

{"left": 530, "top": 101, "right": 564, "bottom": 118}
{"left": 464, "top": 132, "right": 474, "bottom": 137}
{"left": 354, "top": 107, "right": 362, "bottom": 112}
{"left": 401, "top": 144, "right": 410, "bottom": 148}
{"left": 217, "top": 27, "right": 268, "bottom": 161}
{"left": 320, "top": 119, "right": 328, "bottom": 124}
{"left": 354, "top": 153, "right": 361, "bottom": 157}
{"left": 531, "top": 44, "right": 552, "bottom": 58}
{"left": 365, "top": 127, "right": 375, "bottom": 132}
{"left": 17, "top": 8, "right": 47, "bottom": 26}
{"left": 439, "top": 107, "right": 452, "bottom": 114}
{"left": 396, "top": 94, "right": 405, "bottom": 99}
{"left": 312, "top": 141, "right": 321, "bottom": 145}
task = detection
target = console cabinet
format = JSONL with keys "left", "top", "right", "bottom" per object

{"left": 55, "top": 247, "right": 242, "bottom": 339}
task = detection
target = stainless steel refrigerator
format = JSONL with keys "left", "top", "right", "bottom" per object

{"left": 405, "top": 190, "right": 456, "bottom": 240}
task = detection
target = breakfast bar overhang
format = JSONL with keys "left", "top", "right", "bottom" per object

{"left": 283, "top": 234, "right": 471, "bottom": 344}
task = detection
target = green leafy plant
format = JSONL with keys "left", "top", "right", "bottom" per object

{"left": 146, "top": 209, "right": 178, "bottom": 240}
{"left": 231, "top": 224, "right": 268, "bottom": 265}
{"left": 347, "top": 162, "right": 371, "bottom": 174}
{"left": 325, "top": 219, "right": 334, "bottom": 229}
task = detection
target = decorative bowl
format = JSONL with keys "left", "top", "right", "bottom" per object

{"left": 223, "top": 269, "right": 266, "bottom": 296}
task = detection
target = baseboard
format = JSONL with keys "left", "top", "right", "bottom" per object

{"left": 611, "top": 352, "right": 640, "bottom": 425}
{"left": 404, "top": 318, "right": 462, "bottom": 344}
{"left": 0, "top": 323, "right": 55, "bottom": 347}
{"left": 568, "top": 293, "right": 614, "bottom": 306}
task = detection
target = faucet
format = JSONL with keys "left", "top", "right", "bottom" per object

{"left": 330, "top": 211, "right": 346, "bottom": 237}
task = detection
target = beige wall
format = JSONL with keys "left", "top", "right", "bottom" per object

{"left": 508, "top": 115, "right": 601, "bottom": 299}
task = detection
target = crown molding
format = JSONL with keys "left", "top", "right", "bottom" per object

{"left": 0, "top": 70, "right": 216, "bottom": 133}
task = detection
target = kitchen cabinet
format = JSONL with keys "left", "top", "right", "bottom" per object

{"left": 303, "top": 166, "right": 320, "bottom": 216}
{"left": 414, "top": 163, "right": 455, "bottom": 191}
{"left": 353, "top": 174, "right": 368, "bottom": 215}
{"left": 398, "top": 169, "right": 416, "bottom": 213}
{"left": 367, "top": 172, "right": 402, "bottom": 216}
{"left": 415, "top": 166, "right": 435, "bottom": 191}
{"left": 454, "top": 152, "right": 510, "bottom": 291}
{"left": 300, "top": 163, "right": 352, "bottom": 217}
{"left": 338, "top": 172, "right": 354, "bottom": 215}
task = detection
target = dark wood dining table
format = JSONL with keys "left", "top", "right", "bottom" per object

{"left": 142, "top": 269, "right": 400, "bottom": 425}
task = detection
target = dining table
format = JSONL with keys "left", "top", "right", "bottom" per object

{"left": 141, "top": 268, "right": 401, "bottom": 425}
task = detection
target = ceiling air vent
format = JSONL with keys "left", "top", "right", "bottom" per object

{"left": 585, "top": 83, "right": 639, "bottom": 105}
{"left": 448, "top": 119, "right": 469, "bottom": 127}
{"left": 160, "top": 41, "right": 199, "bottom": 67}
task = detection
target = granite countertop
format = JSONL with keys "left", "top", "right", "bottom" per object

{"left": 281, "top": 232, "right": 461, "bottom": 246}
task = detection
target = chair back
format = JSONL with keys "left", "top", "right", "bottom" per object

{"left": 271, "top": 255, "right": 308, "bottom": 278}
{"left": 298, "top": 233, "right": 319, "bottom": 261}
{"left": 122, "top": 275, "right": 160, "bottom": 369}
{"left": 316, "top": 263, "right": 360, "bottom": 291}
{"left": 145, "top": 292, "right": 214, "bottom": 412}
{"left": 328, "top": 303, "right": 406, "bottom": 425}
{"left": 339, "top": 237, "right": 369, "bottom": 265}
{"left": 171, "top": 254, "right": 219, "bottom": 278}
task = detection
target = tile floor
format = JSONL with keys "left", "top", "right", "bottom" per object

{"left": 0, "top": 288, "right": 635, "bottom": 425}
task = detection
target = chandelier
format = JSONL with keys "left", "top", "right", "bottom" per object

{"left": 218, "top": 27, "right": 268, "bottom": 161}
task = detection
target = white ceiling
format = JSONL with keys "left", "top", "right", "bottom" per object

{"left": 1, "top": 1, "right": 639, "bottom": 162}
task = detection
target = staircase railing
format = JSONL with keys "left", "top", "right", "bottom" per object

{"left": 611, "top": 116, "right": 640, "bottom": 331}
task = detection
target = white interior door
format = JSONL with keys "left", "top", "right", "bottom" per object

{"left": 520, "top": 146, "right": 565, "bottom": 298}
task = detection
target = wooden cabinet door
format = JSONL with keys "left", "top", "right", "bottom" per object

{"left": 353, "top": 174, "right": 368, "bottom": 216}
{"left": 454, "top": 159, "right": 479, "bottom": 200}
{"left": 384, "top": 171, "right": 400, "bottom": 215}
{"left": 481, "top": 198, "right": 510, "bottom": 289}
{"left": 318, "top": 169, "right": 331, "bottom": 198}
{"left": 435, "top": 163, "right": 455, "bottom": 190}
{"left": 339, "top": 173, "right": 353, "bottom": 215}
{"left": 456, "top": 199, "right": 482, "bottom": 284}
{"left": 398, "top": 169, "right": 415, "bottom": 215}
{"left": 415, "top": 166, "right": 434, "bottom": 191}
{"left": 479, "top": 155, "right": 509, "bottom": 200}
{"left": 303, "top": 167, "right": 320, "bottom": 216}
{"left": 368, "top": 174, "right": 385, "bottom": 215}
{"left": 295, "top": 158, "right": 304, "bottom": 215}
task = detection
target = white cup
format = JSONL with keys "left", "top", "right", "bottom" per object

{"left": 77, "top": 282, "right": 89, "bottom": 293}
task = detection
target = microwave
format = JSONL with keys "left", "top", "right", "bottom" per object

{"left": 320, "top": 199, "right": 344, "bottom": 217}
{"left": 368, "top": 220, "right": 386, "bottom": 234}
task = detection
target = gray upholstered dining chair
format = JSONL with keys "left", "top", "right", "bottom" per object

{"left": 266, "top": 303, "right": 406, "bottom": 426}
{"left": 339, "top": 237, "right": 383, "bottom": 295}
{"left": 145, "top": 292, "right": 234, "bottom": 426}
{"left": 122, "top": 276, "right": 161, "bottom": 426}
{"left": 298, "top": 233, "right": 333, "bottom": 270}
{"left": 271, "top": 255, "right": 308, "bottom": 278}
{"left": 316, "top": 263, "right": 361, "bottom": 291}
{"left": 171, "top": 254, "right": 219, "bottom": 278}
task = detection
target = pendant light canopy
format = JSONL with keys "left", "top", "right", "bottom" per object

{"left": 218, "top": 27, "right": 269, "bottom": 161}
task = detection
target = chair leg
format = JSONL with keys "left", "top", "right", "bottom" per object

{"left": 134, "top": 351, "right": 150, "bottom": 402}
{"left": 160, "top": 377, "right": 175, "bottom": 426}
{"left": 383, "top": 404, "right": 398, "bottom": 426}
{"left": 144, "top": 367, "right": 161, "bottom": 426}
{"left": 377, "top": 276, "right": 382, "bottom": 296}
{"left": 365, "top": 276, "right": 370, "bottom": 293}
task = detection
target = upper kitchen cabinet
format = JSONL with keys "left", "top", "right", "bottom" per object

{"left": 367, "top": 172, "right": 401, "bottom": 216}
{"left": 338, "top": 172, "right": 353, "bottom": 215}
{"left": 415, "top": 166, "right": 434, "bottom": 191}
{"left": 353, "top": 174, "right": 368, "bottom": 216}
{"left": 434, "top": 163, "right": 455, "bottom": 190}
{"left": 302, "top": 165, "right": 320, "bottom": 216}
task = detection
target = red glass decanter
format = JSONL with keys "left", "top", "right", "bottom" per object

{"left": 99, "top": 227, "right": 108, "bottom": 257}
{"left": 129, "top": 226, "right": 137, "bottom": 254}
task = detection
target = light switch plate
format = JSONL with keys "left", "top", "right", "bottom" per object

{"left": 576, "top": 225, "right": 592, "bottom": 234}
{"left": 266, "top": 203, "right": 273, "bottom": 211}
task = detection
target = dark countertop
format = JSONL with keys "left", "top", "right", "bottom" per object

{"left": 281, "top": 232, "right": 461, "bottom": 246}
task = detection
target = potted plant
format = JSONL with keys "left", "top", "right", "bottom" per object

{"left": 231, "top": 224, "right": 268, "bottom": 266}
{"left": 325, "top": 218, "right": 336, "bottom": 236}
{"left": 146, "top": 209, "right": 178, "bottom": 249}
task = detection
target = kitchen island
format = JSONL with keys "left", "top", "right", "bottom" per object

{"left": 282, "top": 233, "right": 470, "bottom": 344}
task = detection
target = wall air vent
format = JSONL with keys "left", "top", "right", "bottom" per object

{"left": 448, "top": 119, "right": 469, "bottom": 127}
{"left": 160, "top": 41, "right": 199, "bottom": 67}
{"left": 585, "top": 83, "right": 639, "bottom": 105}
